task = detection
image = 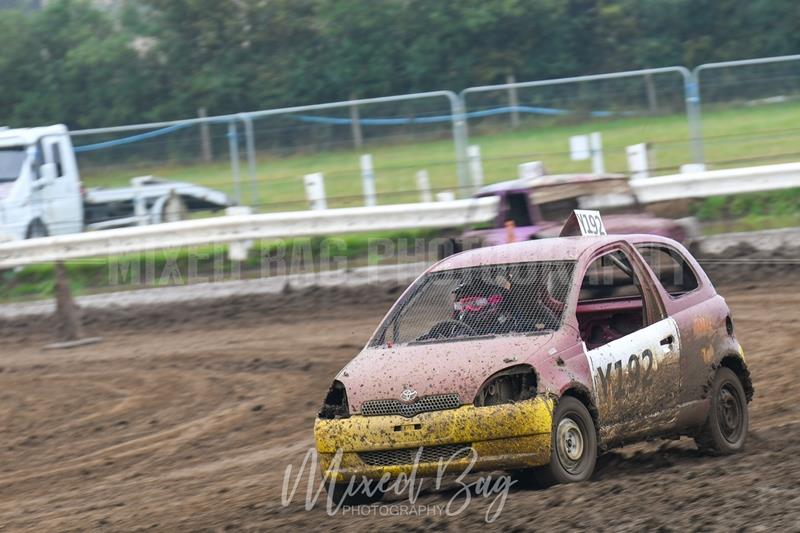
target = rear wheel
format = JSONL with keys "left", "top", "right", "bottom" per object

{"left": 695, "top": 367, "right": 748, "bottom": 454}
{"left": 533, "top": 396, "right": 597, "bottom": 487}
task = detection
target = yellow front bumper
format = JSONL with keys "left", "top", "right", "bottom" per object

{"left": 314, "top": 396, "right": 554, "bottom": 480}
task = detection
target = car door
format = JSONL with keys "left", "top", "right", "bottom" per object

{"left": 40, "top": 135, "right": 83, "bottom": 235}
{"left": 578, "top": 245, "right": 681, "bottom": 442}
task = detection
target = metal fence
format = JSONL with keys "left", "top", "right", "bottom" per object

{"left": 694, "top": 54, "right": 800, "bottom": 168}
{"left": 60, "top": 53, "right": 800, "bottom": 212}
{"left": 68, "top": 92, "right": 469, "bottom": 212}
{"left": 461, "top": 66, "right": 698, "bottom": 180}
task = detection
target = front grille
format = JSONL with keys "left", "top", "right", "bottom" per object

{"left": 359, "top": 444, "right": 473, "bottom": 467}
{"left": 361, "top": 394, "right": 460, "bottom": 418}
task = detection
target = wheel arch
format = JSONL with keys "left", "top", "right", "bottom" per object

{"left": 716, "top": 353, "right": 753, "bottom": 403}
{"left": 559, "top": 384, "right": 601, "bottom": 442}
{"left": 25, "top": 218, "right": 49, "bottom": 239}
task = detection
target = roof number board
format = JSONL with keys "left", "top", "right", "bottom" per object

{"left": 574, "top": 209, "right": 607, "bottom": 236}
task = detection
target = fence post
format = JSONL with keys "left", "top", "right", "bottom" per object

{"left": 590, "top": 132, "right": 605, "bottom": 174}
{"left": 685, "top": 70, "right": 705, "bottom": 165}
{"left": 303, "top": 172, "right": 327, "bottom": 210}
{"left": 416, "top": 170, "right": 433, "bottom": 202}
{"left": 227, "top": 121, "right": 242, "bottom": 205}
{"left": 506, "top": 73, "right": 520, "bottom": 129}
{"left": 54, "top": 261, "right": 83, "bottom": 342}
{"left": 448, "top": 94, "right": 470, "bottom": 197}
{"left": 198, "top": 108, "right": 213, "bottom": 162}
{"left": 644, "top": 73, "right": 658, "bottom": 114}
{"left": 467, "top": 145, "right": 484, "bottom": 188}
{"left": 350, "top": 96, "right": 364, "bottom": 149}
{"left": 360, "top": 154, "right": 377, "bottom": 207}
{"left": 241, "top": 115, "right": 259, "bottom": 210}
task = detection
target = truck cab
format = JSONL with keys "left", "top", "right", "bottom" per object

{"left": 0, "top": 124, "right": 83, "bottom": 240}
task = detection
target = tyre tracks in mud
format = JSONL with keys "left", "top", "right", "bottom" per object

{"left": 0, "top": 281, "right": 797, "bottom": 531}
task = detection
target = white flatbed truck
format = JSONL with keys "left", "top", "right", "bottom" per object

{"left": 0, "top": 124, "right": 231, "bottom": 241}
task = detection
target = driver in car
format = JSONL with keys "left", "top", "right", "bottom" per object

{"left": 451, "top": 279, "right": 517, "bottom": 336}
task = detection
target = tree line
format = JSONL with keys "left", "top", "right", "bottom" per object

{"left": 1, "top": 0, "right": 798, "bottom": 129}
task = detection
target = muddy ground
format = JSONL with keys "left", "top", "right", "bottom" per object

{"left": 0, "top": 274, "right": 798, "bottom": 531}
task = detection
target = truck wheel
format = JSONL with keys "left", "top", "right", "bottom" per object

{"left": 26, "top": 220, "right": 49, "bottom": 239}
{"left": 695, "top": 367, "right": 748, "bottom": 454}
{"left": 325, "top": 481, "right": 384, "bottom": 506}
{"left": 534, "top": 396, "right": 597, "bottom": 487}
{"left": 162, "top": 192, "right": 187, "bottom": 223}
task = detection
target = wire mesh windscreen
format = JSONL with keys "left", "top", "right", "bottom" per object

{"left": 371, "top": 261, "right": 576, "bottom": 347}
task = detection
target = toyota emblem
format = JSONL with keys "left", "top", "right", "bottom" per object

{"left": 400, "top": 388, "right": 418, "bottom": 403}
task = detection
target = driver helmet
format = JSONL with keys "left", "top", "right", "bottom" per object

{"left": 452, "top": 279, "right": 513, "bottom": 334}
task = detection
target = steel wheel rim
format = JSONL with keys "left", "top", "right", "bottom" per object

{"left": 717, "top": 383, "right": 744, "bottom": 443}
{"left": 557, "top": 417, "right": 584, "bottom": 473}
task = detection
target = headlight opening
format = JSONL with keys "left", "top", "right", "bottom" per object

{"left": 318, "top": 380, "right": 350, "bottom": 419}
{"left": 474, "top": 366, "right": 537, "bottom": 407}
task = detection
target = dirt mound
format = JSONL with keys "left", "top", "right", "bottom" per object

{"left": 699, "top": 244, "right": 800, "bottom": 285}
{"left": 0, "top": 283, "right": 404, "bottom": 343}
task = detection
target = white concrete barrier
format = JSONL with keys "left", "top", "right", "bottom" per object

{"left": 0, "top": 197, "right": 500, "bottom": 269}
{"left": 631, "top": 162, "right": 800, "bottom": 203}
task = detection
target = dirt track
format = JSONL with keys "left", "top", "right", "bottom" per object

{"left": 0, "top": 279, "right": 798, "bottom": 532}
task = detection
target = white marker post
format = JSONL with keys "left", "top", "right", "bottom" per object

{"left": 360, "top": 154, "right": 377, "bottom": 207}
{"left": 467, "top": 145, "right": 484, "bottom": 189}
{"left": 569, "top": 134, "right": 590, "bottom": 161}
{"left": 303, "top": 172, "right": 327, "bottom": 210}
{"left": 518, "top": 161, "right": 545, "bottom": 180}
{"left": 570, "top": 132, "right": 605, "bottom": 174}
{"left": 590, "top": 132, "right": 605, "bottom": 174}
{"left": 416, "top": 170, "right": 433, "bottom": 203}
{"left": 225, "top": 206, "right": 253, "bottom": 261}
{"left": 436, "top": 191, "right": 455, "bottom": 202}
{"left": 626, "top": 143, "right": 651, "bottom": 180}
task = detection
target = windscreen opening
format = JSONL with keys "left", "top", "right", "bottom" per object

{"left": 371, "top": 261, "right": 576, "bottom": 347}
{"left": 0, "top": 147, "right": 26, "bottom": 182}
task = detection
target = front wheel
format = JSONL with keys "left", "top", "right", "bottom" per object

{"left": 26, "top": 220, "right": 49, "bottom": 239}
{"left": 533, "top": 396, "right": 597, "bottom": 487}
{"left": 695, "top": 367, "right": 749, "bottom": 454}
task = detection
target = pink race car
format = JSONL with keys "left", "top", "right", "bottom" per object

{"left": 315, "top": 231, "right": 752, "bottom": 503}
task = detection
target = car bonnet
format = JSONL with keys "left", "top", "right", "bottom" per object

{"left": 335, "top": 332, "right": 559, "bottom": 412}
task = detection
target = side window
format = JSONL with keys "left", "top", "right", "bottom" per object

{"left": 44, "top": 140, "right": 65, "bottom": 177}
{"left": 636, "top": 245, "right": 699, "bottom": 298}
{"left": 577, "top": 250, "right": 649, "bottom": 349}
{"left": 579, "top": 250, "right": 641, "bottom": 301}
{"left": 506, "top": 193, "right": 532, "bottom": 226}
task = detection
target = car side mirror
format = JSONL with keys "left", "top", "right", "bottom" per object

{"left": 38, "top": 163, "right": 57, "bottom": 187}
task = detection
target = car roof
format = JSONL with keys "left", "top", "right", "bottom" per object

{"left": 430, "top": 234, "right": 681, "bottom": 272}
{"left": 474, "top": 173, "right": 628, "bottom": 196}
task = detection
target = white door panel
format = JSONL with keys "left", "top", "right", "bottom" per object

{"left": 586, "top": 318, "right": 681, "bottom": 427}
{"left": 41, "top": 137, "right": 82, "bottom": 235}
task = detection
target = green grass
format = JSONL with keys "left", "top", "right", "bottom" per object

{"left": 78, "top": 101, "right": 800, "bottom": 210}
{"left": 5, "top": 101, "right": 800, "bottom": 304}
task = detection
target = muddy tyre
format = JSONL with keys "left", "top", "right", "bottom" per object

{"left": 695, "top": 367, "right": 749, "bottom": 454}
{"left": 534, "top": 396, "right": 597, "bottom": 487}
{"left": 325, "top": 481, "right": 384, "bottom": 506}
